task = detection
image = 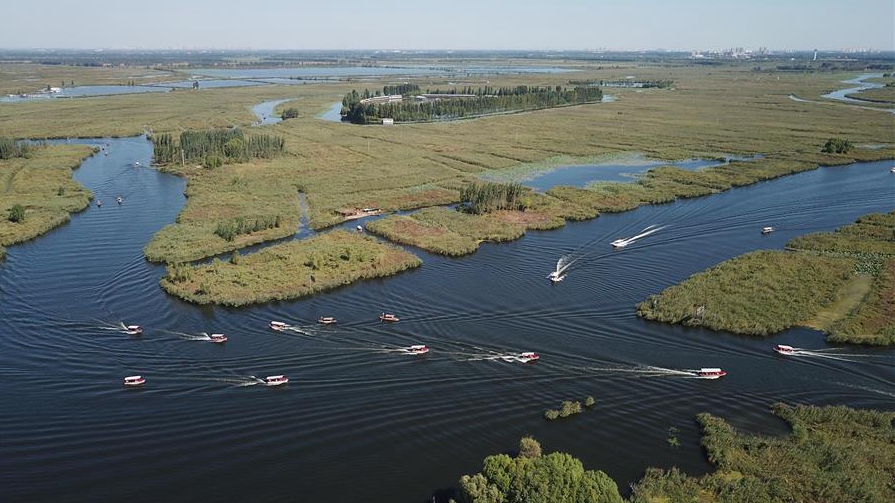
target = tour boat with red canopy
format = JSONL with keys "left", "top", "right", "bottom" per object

{"left": 123, "top": 375, "right": 145, "bottom": 387}
{"left": 269, "top": 321, "right": 288, "bottom": 331}
{"left": 774, "top": 344, "right": 795, "bottom": 355}
{"left": 379, "top": 313, "right": 400, "bottom": 323}
{"left": 695, "top": 368, "right": 727, "bottom": 379}
{"left": 265, "top": 375, "right": 289, "bottom": 386}
{"left": 317, "top": 317, "right": 337, "bottom": 325}
{"left": 209, "top": 333, "right": 227, "bottom": 343}
{"left": 406, "top": 345, "right": 429, "bottom": 355}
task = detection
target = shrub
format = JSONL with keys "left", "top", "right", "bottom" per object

{"left": 281, "top": 107, "right": 299, "bottom": 119}
{"left": 585, "top": 396, "right": 595, "bottom": 407}
{"left": 822, "top": 138, "right": 853, "bottom": 154}
{"left": 518, "top": 436, "right": 542, "bottom": 459}
{"left": 8, "top": 204, "right": 25, "bottom": 223}
{"left": 543, "top": 409, "right": 560, "bottom": 420}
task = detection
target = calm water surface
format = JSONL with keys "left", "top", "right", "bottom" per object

{"left": 1, "top": 137, "right": 893, "bottom": 502}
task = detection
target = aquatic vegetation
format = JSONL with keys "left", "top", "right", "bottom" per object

{"left": 0, "top": 136, "right": 39, "bottom": 159}
{"left": 630, "top": 404, "right": 895, "bottom": 503}
{"left": 160, "top": 230, "right": 421, "bottom": 306}
{"left": 457, "top": 438, "right": 623, "bottom": 503}
{"left": 459, "top": 181, "right": 525, "bottom": 214}
{"left": 639, "top": 213, "right": 895, "bottom": 344}
{"left": 0, "top": 144, "right": 94, "bottom": 251}
{"left": 543, "top": 400, "right": 584, "bottom": 421}
{"left": 151, "top": 128, "right": 284, "bottom": 166}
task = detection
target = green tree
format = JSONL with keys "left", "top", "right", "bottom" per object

{"left": 518, "top": 437, "right": 542, "bottom": 459}
{"left": 8, "top": 204, "right": 25, "bottom": 223}
{"left": 281, "top": 107, "right": 299, "bottom": 119}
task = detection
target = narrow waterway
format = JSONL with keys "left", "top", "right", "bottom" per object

{"left": 0, "top": 137, "right": 893, "bottom": 502}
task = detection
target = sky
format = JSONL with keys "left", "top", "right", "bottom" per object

{"left": 1, "top": 0, "right": 893, "bottom": 51}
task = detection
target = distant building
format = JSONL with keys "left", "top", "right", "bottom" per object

{"left": 381, "top": 118, "right": 394, "bottom": 126}
{"left": 359, "top": 94, "right": 403, "bottom": 105}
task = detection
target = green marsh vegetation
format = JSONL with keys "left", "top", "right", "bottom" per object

{"left": 638, "top": 212, "right": 895, "bottom": 344}
{"left": 0, "top": 142, "right": 94, "bottom": 256}
{"left": 455, "top": 404, "right": 895, "bottom": 503}
{"left": 280, "top": 107, "right": 299, "bottom": 120}
{"left": 543, "top": 399, "right": 587, "bottom": 421}
{"left": 159, "top": 230, "right": 421, "bottom": 306}
{"left": 151, "top": 128, "right": 284, "bottom": 167}
{"left": 822, "top": 137, "right": 853, "bottom": 154}
{"left": 630, "top": 404, "right": 895, "bottom": 503}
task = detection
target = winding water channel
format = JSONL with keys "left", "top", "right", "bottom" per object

{"left": 1, "top": 135, "right": 893, "bottom": 502}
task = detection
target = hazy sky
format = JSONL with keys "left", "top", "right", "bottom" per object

{"left": 1, "top": 0, "right": 892, "bottom": 51}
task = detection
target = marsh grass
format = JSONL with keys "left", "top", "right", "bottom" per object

{"left": 0, "top": 144, "right": 94, "bottom": 250}
{"left": 630, "top": 404, "right": 895, "bottom": 503}
{"left": 160, "top": 230, "right": 421, "bottom": 306}
{"left": 365, "top": 206, "right": 524, "bottom": 256}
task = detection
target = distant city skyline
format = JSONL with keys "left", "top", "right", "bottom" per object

{"left": 1, "top": 0, "right": 893, "bottom": 52}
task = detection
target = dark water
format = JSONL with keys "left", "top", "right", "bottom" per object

{"left": 523, "top": 155, "right": 760, "bottom": 190}
{"left": 1, "top": 137, "right": 894, "bottom": 503}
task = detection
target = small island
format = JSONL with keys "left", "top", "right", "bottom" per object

{"left": 637, "top": 212, "right": 895, "bottom": 344}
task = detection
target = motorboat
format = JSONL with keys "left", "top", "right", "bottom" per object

{"left": 762, "top": 226, "right": 774, "bottom": 234}
{"left": 516, "top": 352, "right": 540, "bottom": 363}
{"left": 116, "top": 196, "right": 123, "bottom": 205}
{"left": 547, "top": 271, "right": 565, "bottom": 283}
{"left": 356, "top": 225, "right": 364, "bottom": 232}
{"left": 317, "top": 316, "right": 337, "bottom": 325}
{"left": 405, "top": 344, "right": 429, "bottom": 355}
{"left": 265, "top": 375, "right": 289, "bottom": 386}
{"left": 695, "top": 368, "right": 727, "bottom": 379}
{"left": 610, "top": 238, "right": 629, "bottom": 248}
{"left": 133, "top": 161, "right": 141, "bottom": 167}
{"left": 125, "top": 325, "right": 143, "bottom": 335}
{"left": 123, "top": 375, "right": 145, "bottom": 387}
{"left": 379, "top": 313, "right": 400, "bottom": 323}
{"left": 891, "top": 167, "right": 895, "bottom": 173}
{"left": 774, "top": 344, "right": 795, "bottom": 355}
{"left": 209, "top": 333, "right": 228, "bottom": 343}
{"left": 269, "top": 321, "right": 289, "bottom": 331}
{"left": 96, "top": 200, "right": 102, "bottom": 207}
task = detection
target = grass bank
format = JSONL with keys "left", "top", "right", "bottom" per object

{"left": 637, "top": 212, "right": 895, "bottom": 344}
{"left": 844, "top": 86, "right": 895, "bottom": 105}
{"left": 0, "top": 144, "right": 95, "bottom": 255}
{"left": 159, "top": 230, "right": 421, "bottom": 306}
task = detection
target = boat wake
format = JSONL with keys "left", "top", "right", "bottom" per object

{"left": 211, "top": 375, "right": 267, "bottom": 387}
{"left": 777, "top": 346, "right": 893, "bottom": 364}
{"left": 547, "top": 254, "right": 577, "bottom": 282}
{"left": 610, "top": 224, "right": 667, "bottom": 249}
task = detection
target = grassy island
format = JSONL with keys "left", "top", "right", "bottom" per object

{"left": 0, "top": 141, "right": 95, "bottom": 260}
{"left": 455, "top": 404, "right": 895, "bottom": 503}
{"left": 845, "top": 86, "right": 895, "bottom": 106}
{"left": 637, "top": 212, "right": 895, "bottom": 344}
{"left": 159, "top": 230, "right": 421, "bottom": 306}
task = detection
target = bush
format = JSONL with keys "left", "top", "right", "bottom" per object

{"left": 822, "top": 138, "right": 853, "bottom": 154}
{"left": 585, "top": 396, "right": 595, "bottom": 407}
{"left": 543, "top": 409, "right": 560, "bottom": 420}
{"left": 281, "top": 107, "right": 299, "bottom": 119}
{"left": 8, "top": 204, "right": 25, "bottom": 223}
{"left": 518, "top": 436, "right": 542, "bottom": 459}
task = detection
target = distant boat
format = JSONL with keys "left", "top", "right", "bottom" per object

{"left": 516, "top": 352, "right": 540, "bottom": 363}
{"left": 269, "top": 321, "right": 288, "bottom": 331}
{"left": 695, "top": 368, "right": 727, "bottom": 379}
{"left": 405, "top": 344, "right": 429, "bottom": 355}
{"left": 890, "top": 166, "right": 895, "bottom": 173}
{"left": 125, "top": 325, "right": 143, "bottom": 335}
{"left": 762, "top": 226, "right": 774, "bottom": 234}
{"left": 209, "top": 333, "right": 228, "bottom": 343}
{"left": 96, "top": 200, "right": 102, "bottom": 207}
{"left": 610, "top": 238, "right": 629, "bottom": 248}
{"left": 547, "top": 271, "right": 565, "bottom": 282}
{"left": 317, "top": 316, "right": 337, "bottom": 325}
{"left": 265, "top": 375, "right": 289, "bottom": 386}
{"left": 379, "top": 313, "right": 400, "bottom": 323}
{"left": 133, "top": 161, "right": 141, "bottom": 167}
{"left": 116, "top": 196, "right": 123, "bottom": 205}
{"left": 774, "top": 344, "right": 795, "bottom": 355}
{"left": 123, "top": 375, "right": 145, "bottom": 387}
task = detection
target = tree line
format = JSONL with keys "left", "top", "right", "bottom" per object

{"left": 151, "top": 128, "right": 285, "bottom": 168}
{"left": 214, "top": 215, "right": 282, "bottom": 241}
{"left": 0, "top": 137, "right": 41, "bottom": 160}
{"left": 340, "top": 85, "right": 603, "bottom": 124}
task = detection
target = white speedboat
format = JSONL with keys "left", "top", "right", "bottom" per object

{"left": 317, "top": 316, "right": 337, "bottom": 325}
{"left": 762, "top": 226, "right": 774, "bottom": 234}
{"left": 133, "top": 161, "right": 141, "bottom": 167}
{"left": 547, "top": 271, "right": 565, "bottom": 282}
{"left": 265, "top": 375, "right": 289, "bottom": 386}
{"left": 774, "top": 344, "right": 795, "bottom": 355}
{"left": 269, "top": 321, "right": 288, "bottom": 331}
{"left": 610, "top": 238, "right": 629, "bottom": 248}
{"left": 694, "top": 368, "right": 727, "bottom": 379}
{"left": 379, "top": 313, "right": 400, "bottom": 323}
{"left": 125, "top": 325, "right": 143, "bottom": 335}
{"left": 209, "top": 333, "right": 228, "bottom": 343}
{"left": 123, "top": 375, "right": 145, "bottom": 387}
{"left": 405, "top": 344, "right": 429, "bottom": 355}
{"left": 116, "top": 196, "right": 123, "bottom": 205}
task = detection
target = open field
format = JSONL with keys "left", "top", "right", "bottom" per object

{"left": 159, "top": 230, "right": 421, "bottom": 306}
{"left": 629, "top": 404, "right": 895, "bottom": 503}
{"left": 0, "top": 63, "right": 178, "bottom": 95}
{"left": 0, "top": 144, "right": 95, "bottom": 256}
{"left": 637, "top": 213, "right": 895, "bottom": 344}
